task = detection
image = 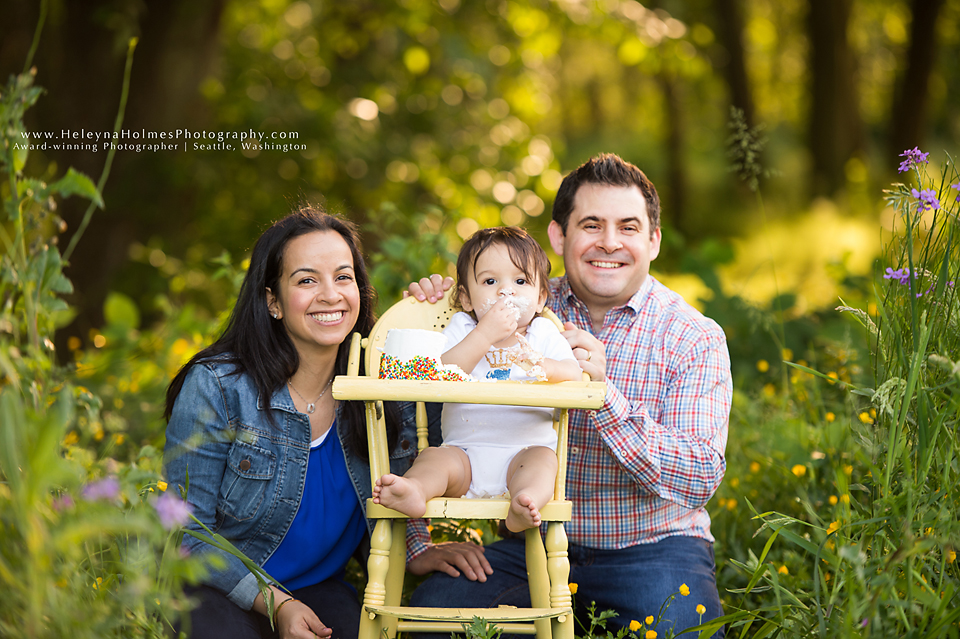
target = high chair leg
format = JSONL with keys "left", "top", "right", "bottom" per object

{"left": 547, "top": 522, "right": 573, "bottom": 639}
{"left": 381, "top": 520, "right": 408, "bottom": 638}
{"left": 360, "top": 519, "right": 393, "bottom": 639}
{"left": 525, "top": 528, "right": 552, "bottom": 639}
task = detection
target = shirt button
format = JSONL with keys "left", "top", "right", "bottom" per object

{"left": 400, "top": 439, "right": 411, "bottom": 450}
{"left": 570, "top": 447, "right": 579, "bottom": 456}
{"left": 239, "top": 459, "right": 251, "bottom": 471}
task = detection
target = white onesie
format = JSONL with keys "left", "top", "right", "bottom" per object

{"left": 440, "top": 312, "right": 578, "bottom": 498}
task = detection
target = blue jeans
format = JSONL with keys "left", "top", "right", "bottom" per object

{"left": 176, "top": 578, "right": 361, "bottom": 639}
{"left": 411, "top": 536, "right": 724, "bottom": 638}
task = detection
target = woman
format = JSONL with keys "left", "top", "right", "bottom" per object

{"left": 164, "top": 207, "right": 490, "bottom": 639}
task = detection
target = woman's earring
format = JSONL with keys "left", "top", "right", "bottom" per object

{"left": 272, "top": 312, "right": 279, "bottom": 319}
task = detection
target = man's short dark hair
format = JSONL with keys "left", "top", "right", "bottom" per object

{"left": 551, "top": 153, "right": 660, "bottom": 237}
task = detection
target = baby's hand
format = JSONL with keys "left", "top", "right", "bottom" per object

{"left": 513, "top": 332, "right": 547, "bottom": 380}
{"left": 512, "top": 332, "right": 544, "bottom": 370}
{"left": 476, "top": 298, "right": 519, "bottom": 345}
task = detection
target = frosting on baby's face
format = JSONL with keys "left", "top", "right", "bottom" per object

{"left": 461, "top": 243, "right": 545, "bottom": 330}
{"left": 478, "top": 292, "right": 531, "bottom": 321}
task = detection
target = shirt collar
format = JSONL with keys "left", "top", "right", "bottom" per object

{"left": 257, "top": 384, "right": 299, "bottom": 414}
{"left": 554, "top": 274, "right": 655, "bottom": 317}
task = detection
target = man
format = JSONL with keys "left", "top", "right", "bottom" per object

{"left": 408, "top": 153, "right": 731, "bottom": 637}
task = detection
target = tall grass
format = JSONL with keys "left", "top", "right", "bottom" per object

{"left": 705, "top": 151, "right": 960, "bottom": 638}
{"left": 0, "top": 28, "right": 203, "bottom": 638}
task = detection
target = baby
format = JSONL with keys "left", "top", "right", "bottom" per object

{"left": 373, "top": 226, "right": 582, "bottom": 532}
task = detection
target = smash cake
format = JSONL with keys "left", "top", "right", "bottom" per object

{"left": 378, "top": 328, "right": 474, "bottom": 381}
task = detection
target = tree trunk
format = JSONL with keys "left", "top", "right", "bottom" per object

{"left": 888, "top": 0, "right": 945, "bottom": 163}
{"left": 658, "top": 73, "right": 687, "bottom": 236}
{"left": 2, "top": 0, "right": 226, "bottom": 345}
{"left": 806, "top": 0, "right": 862, "bottom": 198}
{"left": 713, "top": 0, "right": 755, "bottom": 128}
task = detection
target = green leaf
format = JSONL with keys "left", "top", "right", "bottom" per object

{"left": 48, "top": 167, "right": 104, "bottom": 209}
{"left": 103, "top": 291, "right": 141, "bottom": 330}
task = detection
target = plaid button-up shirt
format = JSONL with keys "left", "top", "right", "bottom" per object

{"left": 549, "top": 274, "right": 731, "bottom": 547}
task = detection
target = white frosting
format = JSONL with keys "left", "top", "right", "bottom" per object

{"left": 383, "top": 329, "right": 447, "bottom": 363}
{"left": 478, "top": 292, "right": 531, "bottom": 321}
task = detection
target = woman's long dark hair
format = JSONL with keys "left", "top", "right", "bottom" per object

{"left": 164, "top": 206, "right": 393, "bottom": 458}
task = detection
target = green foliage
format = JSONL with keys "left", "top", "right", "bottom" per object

{"left": 1, "top": 38, "right": 204, "bottom": 639}
{"left": 708, "top": 154, "right": 960, "bottom": 637}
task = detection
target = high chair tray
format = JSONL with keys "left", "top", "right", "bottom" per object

{"left": 332, "top": 378, "right": 605, "bottom": 409}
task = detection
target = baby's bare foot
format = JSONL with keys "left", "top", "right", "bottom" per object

{"left": 505, "top": 493, "right": 542, "bottom": 532}
{"left": 375, "top": 474, "right": 428, "bottom": 518}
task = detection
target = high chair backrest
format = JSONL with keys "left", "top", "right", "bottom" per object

{"left": 363, "top": 295, "right": 570, "bottom": 384}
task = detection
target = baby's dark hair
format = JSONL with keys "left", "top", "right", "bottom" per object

{"left": 455, "top": 226, "right": 551, "bottom": 314}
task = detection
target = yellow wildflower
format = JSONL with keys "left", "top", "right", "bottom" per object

{"left": 827, "top": 521, "right": 841, "bottom": 535}
{"left": 749, "top": 461, "right": 761, "bottom": 473}
{"left": 679, "top": 583, "right": 690, "bottom": 596}
{"left": 828, "top": 495, "right": 838, "bottom": 505}
{"left": 791, "top": 464, "right": 806, "bottom": 477}
{"left": 726, "top": 498, "right": 737, "bottom": 511}
{"left": 756, "top": 359, "right": 769, "bottom": 373}
{"left": 157, "top": 481, "right": 167, "bottom": 492}
{"left": 629, "top": 620, "right": 642, "bottom": 632}
{"left": 778, "top": 565, "right": 789, "bottom": 575}
{"left": 948, "top": 550, "right": 956, "bottom": 562}
{"left": 825, "top": 412, "right": 835, "bottom": 422}
{"left": 762, "top": 383, "right": 776, "bottom": 397}
{"left": 782, "top": 348, "right": 793, "bottom": 360}
{"left": 696, "top": 604, "right": 706, "bottom": 615}
{"left": 568, "top": 583, "right": 578, "bottom": 595}
{"left": 645, "top": 616, "right": 654, "bottom": 625}
{"left": 730, "top": 477, "right": 739, "bottom": 488}
{"left": 63, "top": 431, "right": 79, "bottom": 446}
{"left": 858, "top": 411, "right": 872, "bottom": 424}
{"left": 645, "top": 631, "right": 657, "bottom": 639}
{"left": 840, "top": 494, "right": 850, "bottom": 504}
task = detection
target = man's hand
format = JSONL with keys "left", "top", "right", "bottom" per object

{"left": 405, "top": 274, "right": 454, "bottom": 303}
{"left": 562, "top": 322, "right": 607, "bottom": 381}
{"left": 407, "top": 541, "right": 493, "bottom": 582}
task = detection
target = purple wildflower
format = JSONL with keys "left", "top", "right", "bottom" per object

{"left": 155, "top": 492, "right": 194, "bottom": 530}
{"left": 80, "top": 476, "right": 120, "bottom": 502}
{"left": 52, "top": 494, "right": 75, "bottom": 512}
{"left": 911, "top": 188, "right": 940, "bottom": 212}
{"left": 861, "top": 618, "right": 869, "bottom": 628}
{"left": 898, "top": 147, "right": 930, "bottom": 173}
{"left": 952, "top": 183, "right": 960, "bottom": 202}
{"left": 883, "top": 267, "right": 911, "bottom": 286}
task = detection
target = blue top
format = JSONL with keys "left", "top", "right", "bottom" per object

{"left": 263, "top": 423, "right": 365, "bottom": 590}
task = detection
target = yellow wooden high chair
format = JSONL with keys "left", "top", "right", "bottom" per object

{"left": 332, "top": 296, "right": 606, "bottom": 639}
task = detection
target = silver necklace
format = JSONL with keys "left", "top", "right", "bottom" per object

{"left": 288, "top": 377, "right": 332, "bottom": 414}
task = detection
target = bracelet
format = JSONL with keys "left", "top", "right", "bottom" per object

{"left": 273, "top": 597, "right": 297, "bottom": 625}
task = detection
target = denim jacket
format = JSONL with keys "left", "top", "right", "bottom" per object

{"left": 163, "top": 357, "right": 428, "bottom": 610}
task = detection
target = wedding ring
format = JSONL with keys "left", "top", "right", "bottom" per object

{"left": 586, "top": 350, "right": 592, "bottom": 361}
